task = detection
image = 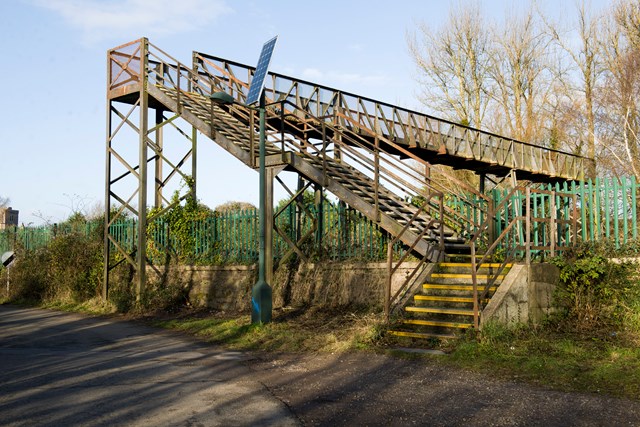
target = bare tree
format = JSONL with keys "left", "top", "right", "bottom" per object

{"left": 597, "top": 0, "right": 640, "bottom": 178}
{"left": 0, "top": 196, "right": 9, "bottom": 209}
{"left": 487, "top": 5, "right": 554, "bottom": 144}
{"left": 408, "top": 0, "right": 491, "bottom": 128}
{"left": 540, "top": 0, "right": 602, "bottom": 178}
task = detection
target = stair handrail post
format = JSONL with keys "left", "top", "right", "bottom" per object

{"left": 374, "top": 135, "right": 380, "bottom": 222}
{"left": 385, "top": 242, "right": 393, "bottom": 322}
{"left": 488, "top": 195, "right": 496, "bottom": 248}
{"left": 525, "top": 186, "right": 531, "bottom": 265}
{"left": 321, "top": 122, "right": 328, "bottom": 187}
{"left": 471, "top": 242, "right": 479, "bottom": 330}
{"left": 280, "top": 100, "right": 286, "bottom": 154}
{"left": 439, "top": 195, "right": 445, "bottom": 255}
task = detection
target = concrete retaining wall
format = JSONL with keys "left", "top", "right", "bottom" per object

{"left": 147, "top": 261, "right": 423, "bottom": 313}
{"left": 481, "top": 263, "right": 560, "bottom": 327}
{"left": 149, "top": 261, "right": 561, "bottom": 326}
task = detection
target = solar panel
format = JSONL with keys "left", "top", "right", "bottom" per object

{"left": 245, "top": 36, "right": 278, "bottom": 106}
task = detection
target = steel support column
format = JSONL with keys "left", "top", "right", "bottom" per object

{"left": 154, "top": 108, "right": 164, "bottom": 209}
{"left": 104, "top": 38, "right": 198, "bottom": 302}
{"left": 265, "top": 167, "right": 275, "bottom": 287}
{"left": 136, "top": 70, "right": 149, "bottom": 299}
{"left": 252, "top": 93, "right": 272, "bottom": 324}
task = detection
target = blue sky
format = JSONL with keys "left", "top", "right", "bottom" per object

{"left": 0, "top": 0, "right": 614, "bottom": 225}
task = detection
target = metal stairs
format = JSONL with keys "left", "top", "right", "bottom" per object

{"left": 145, "top": 65, "right": 452, "bottom": 263}
{"left": 388, "top": 257, "right": 513, "bottom": 339}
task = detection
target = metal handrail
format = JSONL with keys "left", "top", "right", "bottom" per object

{"left": 190, "top": 56, "right": 488, "bottom": 234}
{"left": 193, "top": 51, "right": 592, "bottom": 181}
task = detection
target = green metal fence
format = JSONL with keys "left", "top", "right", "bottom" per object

{"left": 3, "top": 176, "right": 639, "bottom": 262}
{"left": 482, "top": 176, "right": 640, "bottom": 257}
{"left": 0, "top": 221, "right": 102, "bottom": 254}
{"left": 144, "top": 204, "right": 398, "bottom": 264}
{"left": 0, "top": 203, "right": 398, "bottom": 264}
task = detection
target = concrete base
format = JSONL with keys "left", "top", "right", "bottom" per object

{"left": 480, "top": 263, "right": 559, "bottom": 328}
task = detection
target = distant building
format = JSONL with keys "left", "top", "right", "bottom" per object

{"left": 0, "top": 207, "right": 19, "bottom": 230}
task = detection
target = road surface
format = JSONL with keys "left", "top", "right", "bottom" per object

{"left": 0, "top": 305, "right": 299, "bottom": 426}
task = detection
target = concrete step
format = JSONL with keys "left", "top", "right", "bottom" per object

{"left": 414, "top": 295, "right": 488, "bottom": 304}
{"left": 428, "top": 273, "right": 505, "bottom": 285}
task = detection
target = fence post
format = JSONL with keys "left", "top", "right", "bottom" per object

{"left": 633, "top": 175, "right": 638, "bottom": 241}
{"left": 550, "top": 191, "right": 556, "bottom": 258}
{"left": 526, "top": 187, "right": 531, "bottom": 265}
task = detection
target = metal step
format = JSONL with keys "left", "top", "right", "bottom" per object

{"left": 402, "top": 319, "right": 473, "bottom": 329}
{"left": 405, "top": 306, "right": 475, "bottom": 316}
{"left": 422, "top": 283, "right": 498, "bottom": 292}
{"left": 387, "top": 330, "right": 458, "bottom": 340}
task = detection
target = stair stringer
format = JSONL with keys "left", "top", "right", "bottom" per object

{"left": 148, "top": 85, "right": 254, "bottom": 167}
{"left": 286, "top": 154, "right": 445, "bottom": 262}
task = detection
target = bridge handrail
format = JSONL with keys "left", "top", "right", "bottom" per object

{"left": 193, "top": 51, "right": 592, "bottom": 181}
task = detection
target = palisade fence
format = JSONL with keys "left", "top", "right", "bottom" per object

{"left": 2, "top": 177, "right": 639, "bottom": 262}
{"left": 0, "top": 203, "right": 403, "bottom": 264}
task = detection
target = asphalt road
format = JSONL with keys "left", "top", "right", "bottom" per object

{"left": 2, "top": 305, "right": 640, "bottom": 427}
{"left": 0, "top": 306, "right": 299, "bottom": 427}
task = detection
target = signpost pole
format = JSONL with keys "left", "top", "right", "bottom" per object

{"left": 252, "top": 92, "right": 272, "bottom": 324}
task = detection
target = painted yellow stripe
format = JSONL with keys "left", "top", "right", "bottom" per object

{"left": 406, "top": 306, "right": 474, "bottom": 316}
{"left": 387, "top": 330, "right": 457, "bottom": 339}
{"left": 431, "top": 273, "right": 506, "bottom": 280}
{"left": 414, "top": 295, "right": 490, "bottom": 303}
{"left": 438, "top": 262, "right": 513, "bottom": 268}
{"left": 422, "top": 283, "right": 498, "bottom": 291}
{"left": 414, "top": 295, "right": 474, "bottom": 303}
{"left": 403, "top": 319, "right": 473, "bottom": 328}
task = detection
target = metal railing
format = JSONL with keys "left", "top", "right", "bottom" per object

{"left": 468, "top": 186, "right": 578, "bottom": 328}
{"left": 193, "top": 52, "right": 592, "bottom": 181}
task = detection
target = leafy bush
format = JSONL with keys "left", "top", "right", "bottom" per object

{"left": 550, "top": 244, "right": 640, "bottom": 331}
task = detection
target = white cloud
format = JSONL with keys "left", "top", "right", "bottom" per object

{"left": 32, "top": 0, "right": 232, "bottom": 44}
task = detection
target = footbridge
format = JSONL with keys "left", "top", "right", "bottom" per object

{"left": 104, "top": 38, "right": 593, "bottom": 329}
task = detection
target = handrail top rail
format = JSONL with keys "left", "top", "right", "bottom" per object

{"left": 194, "top": 51, "right": 589, "bottom": 160}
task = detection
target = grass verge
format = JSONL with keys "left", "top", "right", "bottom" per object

{"left": 152, "top": 309, "right": 640, "bottom": 400}
{"left": 442, "top": 323, "right": 640, "bottom": 400}
{"left": 150, "top": 306, "right": 385, "bottom": 353}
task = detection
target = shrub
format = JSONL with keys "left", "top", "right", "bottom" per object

{"left": 550, "top": 244, "right": 640, "bottom": 332}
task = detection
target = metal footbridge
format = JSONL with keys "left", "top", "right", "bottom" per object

{"left": 104, "top": 38, "right": 593, "bottom": 314}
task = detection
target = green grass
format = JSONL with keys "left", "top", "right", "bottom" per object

{"left": 441, "top": 324, "right": 640, "bottom": 399}
{"left": 151, "top": 308, "right": 385, "bottom": 353}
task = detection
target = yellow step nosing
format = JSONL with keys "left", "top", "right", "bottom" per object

{"left": 422, "top": 284, "right": 498, "bottom": 291}
{"left": 414, "top": 295, "right": 474, "bottom": 303}
{"left": 405, "top": 306, "right": 475, "bottom": 316}
{"left": 438, "top": 262, "right": 513, "bottom": 268}
{"left": 403, "top": 319, "right": 473, "bottom": 328}
{"left": 387, "top": 330, "right": 457, "bottom": 339}
{"left": 431, "top": 273, "right": 506, "bottom": 279}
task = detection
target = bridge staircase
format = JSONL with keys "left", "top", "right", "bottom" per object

{"left": 105, "top": 39, "right": 591, "bottom": 327}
